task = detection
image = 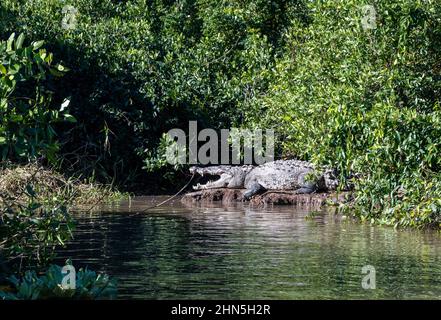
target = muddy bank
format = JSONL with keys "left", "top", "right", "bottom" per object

{"left": 181, "top": 188, "right": 350, "bottom": 208}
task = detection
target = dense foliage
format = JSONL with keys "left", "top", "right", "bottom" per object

{"left": 0, "top": 0, "right": 440, "bottom": 227}
{"left": 0, "top": 186, "right": 74, "bottom": 273}
{"left": 0, "top": 33, "right": 74, "bottom": 163}
{"left": 248, "top": 0, "right": 441, "bottom": 227}
{"left": 0, "top": 261, "right": 117, "bottom": 300}
{"left": 0, "top": 0, "right": 307, "bottom": 187}
{"left": 0, "top": 183, "right": 118, "bottom": 300}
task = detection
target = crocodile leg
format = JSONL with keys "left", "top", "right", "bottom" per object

{"left": 243, "top": 182, "right": 265, "bottom": 200}
{"left": 293, "top": 186, "right": 316, "bottom": 194}
{"left": 294, "top": 173, "right": 317, "bottom": 194}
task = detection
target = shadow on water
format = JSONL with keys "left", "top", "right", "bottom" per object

{"left": 56, "top": 197, "right": 441, "bottom": 299}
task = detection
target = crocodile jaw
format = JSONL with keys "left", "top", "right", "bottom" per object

{"left": 190, "top": 165, "right": 233, "bottom": 190}
{"left": 189, "top": 165, "right": 232, "bottom": 176}
{"left": 192, "top": 173, "right": 232, "bottom": 190}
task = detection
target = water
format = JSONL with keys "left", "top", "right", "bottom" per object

{"left": 57, "top": 196, "right": 441, "bottom": 299}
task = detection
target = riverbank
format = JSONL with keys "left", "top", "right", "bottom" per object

{"left": 182, "top": 188, "right": 350, "bottom": 208}
{"left": 0, "top": 163, "right": 126, "bottom": 206}
{"left": 0, "top": 163, "right": 121, "bottom": 299}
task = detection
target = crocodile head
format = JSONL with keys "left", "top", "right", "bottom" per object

{"left": 190, "top": 165, "right": 253, "bottom": 190}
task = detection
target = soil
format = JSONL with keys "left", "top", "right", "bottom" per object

{"left": 181, "top": 188, "right": 350, "bottom": 208}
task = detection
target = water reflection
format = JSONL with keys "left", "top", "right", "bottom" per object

{"left": 56, "top": 197, "right": 441, "bottom": 299}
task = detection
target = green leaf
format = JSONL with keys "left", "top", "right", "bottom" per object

{"left": 56, "top": 234, "right": 65, "bottom": 246}
{"left": 63, "top": 114, "right": 77, "bottom": 123}
{"left": 25, "top": 185, "right": 36, "bottom": 197}
{"left": 49, "top": 68, "right": 64, "bottom": 77}
{"left": 60, "top": 98, "right": 70, "bottom": 111}
{"left": 32, "top": 40, "right": 44, "bottom": 50}
{"left": 0, "top": 64, "right": 6, "bottom": 75}
{"left": 6, "top": 33, "right": 15, "bottom": 51}
{"left": 16, "top": 33, "right": 25, "bottom": 50}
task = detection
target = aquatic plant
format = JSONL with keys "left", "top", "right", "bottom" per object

{"left": 0, "top": 185, "right": 74, "bottom": 272}
{"left": 0, "top": 261, "right": 117, "bottom": 300}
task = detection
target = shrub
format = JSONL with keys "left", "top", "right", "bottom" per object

{"left": 0, "top": 185, "right": 74, "bottom": 273}
{"left": 2, "top": 0, "right": 441, "bottom": 227}
{"left": 248, "top": 0, "right": 441, "bottom": 227}
{"left": 0, "top": 0, "right": 307, "bottom": 186}
{"left": 0, "top": 33, "right": 74, "bottom": 163}
{"left": 0, "top": 260, "right": 117, "bottom": 300}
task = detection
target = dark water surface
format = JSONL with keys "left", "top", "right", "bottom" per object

{"left": 56, "top": 196, "right": 441, "bottom": 299}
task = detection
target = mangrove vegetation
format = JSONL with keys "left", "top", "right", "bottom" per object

{"left": 0, "top": 0, "right": 441, "bottom": 300}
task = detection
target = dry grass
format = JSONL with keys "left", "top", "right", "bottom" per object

{"left": 0, "top": 162, "right": 125, "bottom": 206}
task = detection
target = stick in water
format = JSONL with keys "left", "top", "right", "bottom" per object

{"left": 133, "top": 172, "right": 196, "bottom": 215}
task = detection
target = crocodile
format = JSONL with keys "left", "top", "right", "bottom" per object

{"left": 190, "top": 160, "right": 340, "bottom": 200}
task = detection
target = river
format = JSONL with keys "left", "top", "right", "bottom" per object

{"left": 56, "top": 196, "right": 441, "bottom": 299}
